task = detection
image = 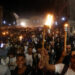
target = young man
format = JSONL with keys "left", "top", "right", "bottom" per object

{"left": 13, "top": 54, "right": 32, "bottom": 75}
{"left": 39, "top": 50, "right": 75, "bottom": 75}
{"left": 62, "top": 44, "right": 72, "bottom": 65}
{"left": 25, "top": 47, "right": 33, "bottom": 67}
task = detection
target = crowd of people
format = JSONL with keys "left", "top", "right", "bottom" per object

{"left": 0, "top": 27, "right": 75, "bottom": 75}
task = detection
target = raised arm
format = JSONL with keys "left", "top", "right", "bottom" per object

{"left": 45, "top": 54, "right": 55, "bottom": 71}
{"left": 38, "top": 49, "right": 55, "bottom": 72}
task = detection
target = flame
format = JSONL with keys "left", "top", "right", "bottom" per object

{"left": 45, "top": 14, "right": 53, "bottom": 28}
{"left": 64, "top": 23, "right": 68, "bottom": 28}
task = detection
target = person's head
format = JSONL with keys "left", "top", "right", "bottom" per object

{"left": 9, "top": 53, "right": 15, "bottom": 58}
{"left": 67, "top": 44, "right": 71, "bottom": 53}
{"left": 16, "top": 54, "right": 26, "bottom": 69}
{"left": 50, "top": 41, "right": 54, "bottom": 47}
{"left": 71, "top": 51, "right": 75, "bottom": 69}
{"left": 28, "top": 47, "right": 33, "bottom": 54}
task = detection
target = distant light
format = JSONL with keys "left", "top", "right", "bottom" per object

{"left": 61, "top": 17, "right": 66, "bottom": 21}
{"left": 20, "top": 22, "right": 26, "bottom": 27}
{"left": 64, "top": 23, "right": 68, "bottom": 28}
{"left": 64, "top": 23, "right": 69, "bottom": 31}
{"left": 0, "top": 43, "right": 4, "bottom": 48}
{"left": 55, "top": 21, "right": 58, "bottom": 25}
{"left": 6, "top": 31, "right": 9, "bottom": 35}
{"left": 2, "top": 32, "right": 6, "bottom": 36}
{"left": 19, "top": 35, "right": 23, "bottom": 41}
{"left": 9, "top": 24, "right": 11, "bottom": 26}
{"left": 3, "top": 20, "right": 6, "bottom": 24}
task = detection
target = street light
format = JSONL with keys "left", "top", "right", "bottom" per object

{"left": 64, "top": 23, "right": 69, "bottom": 52}
{"left": 3, "top": 20, "right": 6, "bottom": 24}
{"left": 61, "top": 17, "right": 66, "bottom": 21}
{"left": 42, "top": 14, "right": 54, "bottom": 49}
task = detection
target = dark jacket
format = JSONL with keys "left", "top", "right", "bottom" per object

{"left": 12, "top": 66, "right": 32, "bottom": 75}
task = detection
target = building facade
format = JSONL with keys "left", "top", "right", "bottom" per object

{"left": 0, "top": 6, "right": 3, "bottom": 26}
{"left": 54, "top": 0, "right": 75, "bottom": 34}
{"left": 68, "top": 0, "right": 75, "bottom": 34}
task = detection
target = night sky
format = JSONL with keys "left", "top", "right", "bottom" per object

{"left": 0, "top": 0, "right": 55, "bottom": 13}
{"left": 0, "top": 0, "right": 56, "bottom": 23}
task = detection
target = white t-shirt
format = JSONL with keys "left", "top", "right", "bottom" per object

{"left": 1, "top": 57, "right": 9, "bottom": 65}
{"left": 24, "top": 46, "right": 28, "bottom": 54}
{"left": 0, "top": 65, "right": 11, "bottom": 75}
{"left": 9, "top": 57, "right": 16, "bottom": 70}
{"left": 25, "top": 54, "right": 33, "bottom": 67}
{"left": 55, "top": 64, "right": 75, "bottom": 75}
{"left": 32, "top": 48, "right": 36, "bottom": 53}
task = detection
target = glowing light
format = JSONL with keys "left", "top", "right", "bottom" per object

{"left": 0, "top": 43, "right": 4, "bottom": 48}
{"left": 6, "top": 31, "right": 9, "bottom": 34}
{"left": 55, "top": 21, "right": 58, "bottom": 25}
{"left": 64, "top": 23, "right": 68, "bottom": 28}
{"left": 3, "top": 20, "right": 6, "bottom": 24}
{"left": 20, "top": 22, "right": 26, "bottom": 27}
{"left": 64, "top": 23, "right": 69, "bottom": 31}
{"left": 2, "top": 31, "right": 9, "bottom": 36}
{"left": 61, "top": 17, "right": 66, "bottom": 21}
{"left": 9, "top": 24, "right": 11, "bottom": 26}
{"left": 19, "top": 35, "right": 23, "bottom": 41}
{"left": 45, "top": 14, "right": 53, "bottom": 28}
{"left": 2, "top": 32, "right": 6, "bottom": 36}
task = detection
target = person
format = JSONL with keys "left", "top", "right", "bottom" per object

{"left": 32, "top": 47, "right": 42, "bottom": 69}
{"left": 50, "top": 41, "right": 56, "bottom": 64}
{"left": 37, "top": 47, "right": 42, "bottom": 59}
{"left": 13, "top": 54, "right": 32, "bottom": 75}
{"left": 0, "top": 64, "right": 11, "bottom": 75}
{"left": 25, "top": 46, "right": 33, "bottom": 67}
{"left": 1, "top": 52, "right": 16, "bottom": 75}
{"left": 62, "top": 44, "right": 72, "bottom": 65}
{"left": 39, "top": 50, "right": 75, "bottom": 75}
{"left": 8, "top": 52, "right": 16, "bottom": 75}
{"left": 54, "top": 37, "right": 63, "bottom": 63}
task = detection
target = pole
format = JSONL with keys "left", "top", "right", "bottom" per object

{"left": 42, "top": 25, "right": 45, "bottom": 50}
{"left": 64, "top": 30, "right": 67, "bottom": 52}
